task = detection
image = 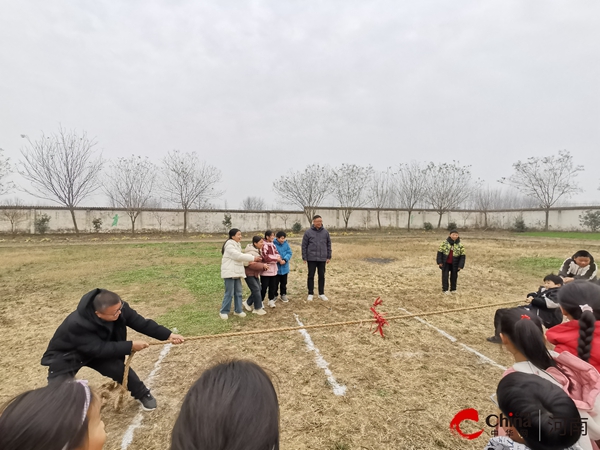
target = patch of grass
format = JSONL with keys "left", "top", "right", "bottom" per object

{"left": 512, "top": 256, "right": 564, "bottom": 276}
{"left": 521, "top": 231, "right": 600, "bottom": 240}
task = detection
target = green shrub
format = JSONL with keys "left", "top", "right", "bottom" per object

{"left": 34, "top": 214, "right": 51, "bottom": 234}
{"left": 423, "top": 222, "right": 433, "bottom": 231}
{"left": 580, "top": 210, "right": 600, "bottom": 232}
{"left": 513, "top": 217, "right": 527, "bottom": 232}
{"left": 292, "top": 221, "right": 302, "bottom": 233}
{"left": 92, "top": 218, "right": 102, "bottom": 233}
{"left": 222, "top": 213, "right": 232, "bottom": 230}
{"left": 447, "top": 222, "right": 458, "bottom": 231}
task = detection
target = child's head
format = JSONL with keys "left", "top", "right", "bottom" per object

{"left": 171, "top": 359, "right": 279, "bottom": 450}
{"left": 497, "top": 372, "right": 581, "bottom": 450}
{"left": 572, "top": 250, "right": 593, "bottom": 268}
{"left": 557, "top": 281, "right": 600, "bottom": 362}
{"left": 275, "top": 231, "right": 286, "bottom": 244}
{"left": 264, "top": 230, "right": 274, "bottom": 241}
{"left": 252, "top": 235, "right": 264, "bottom": 249}
{"left": 448, "top": 230, "right": 459, "bottom": 240}
{"left": 543, "top": 274, "right": 563, "bottom": 289}
{"left": 0, "top": 380, "right": 105, "bottom": 450}
{"left": 499, "top": 308, "right": 555, "bottom": 370}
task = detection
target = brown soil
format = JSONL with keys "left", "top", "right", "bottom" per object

{"left": 1, "top": 233, "right": 598, "bottom": 450}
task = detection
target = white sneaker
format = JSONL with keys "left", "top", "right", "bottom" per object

{"left": 268, "top": 300, "right": 276, "bottom": 308}
{"left": 307, "top": 295, "right": 314, "bottom": 301}
{"left": 242, "top": 300, "right": 253, "bottom": 312}
{"left": 319, "top": 294, "right": 329, "bottom": 301}
{"left": 253, "top": 308, "right": 267, "bottom": 316}
{"left": 219, "top": 313, "right": 228, "bottom": 320}
{"left": 443, "top": 291, "right": 451, "bottom": 295}
{"left": 281, "top": 295, "right": 289, "bottom": 303}
{"left": 233, "top": 311, "right": 246, "bottom": 317}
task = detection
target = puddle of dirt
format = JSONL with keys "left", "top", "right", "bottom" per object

{"left": 364, "top": 257, "right": 395, "bottom": 264}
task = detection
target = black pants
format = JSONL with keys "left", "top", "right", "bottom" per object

{"left": 48, "top": 358, "right": 149, "bottom": 399}
{"left": 441, "top": 263, "right": 459, "bottom": 292}
{"left": 261, "top": 275, "right": 278, "bottom": 301}
{"left": 245, "top": 275, "right": 263, "bottom": 309}
{"left": 275, "top": 273, "right": 288, "bottom": 296}
{"left": 307, "top": 261, "right": 326, "bottom": 295}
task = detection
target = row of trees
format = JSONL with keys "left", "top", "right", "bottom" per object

{"left": 0, "top": 127, "right": 585, "bottom": 233}
{"left": 273, "top": 151, "right": 583, "bottom": 231}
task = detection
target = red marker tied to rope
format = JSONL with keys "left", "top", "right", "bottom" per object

{"left": 370, "top": 297, "right": 388, "bottom": 337}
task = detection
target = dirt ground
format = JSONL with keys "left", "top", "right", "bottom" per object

{"left": 1, "top": 232, "right": 599, "bottom": 450}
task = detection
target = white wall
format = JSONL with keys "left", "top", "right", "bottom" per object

{"left": 0, "top": 206, "right": 598, "bottom": 234}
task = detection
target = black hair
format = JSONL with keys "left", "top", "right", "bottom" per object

{"left": 0, "top": 380, "right": 95, "bottom": 450}
{"left": 264, "top": 230, "right": 273, "bottom": 239}
{"left": 171, "top": 359, "right": 279, "bottom": 450}
{"left": 221, "top": 228, "right": 241, "bottom": 255}
{"left": 543, "top": 274, "right": 563, "bottom": 286}
{"left": 275, "top": 231, "right": 286, "bottom": 239}
{"left": 448, "top": 229, "right": 459, "bottom": 235}
{"left": 497, "top": 372, "right": 581, "bottom": 450}
{"left": 312, "top": 215, "right": 321, "bottom": 220}
{"left": 252, "top": 235, "right": 263, "bottom": 245}
{"left": 500, "top": 309, "right": 556, "bottom": 370}
{"left": 557, "top": 281, "right": 600, "bottom": 363}
{"left": 572, "top": 250, "right": 592, "bottom": 260}
{"left": 93, "top": 289, "right": 121, "bottom": 312}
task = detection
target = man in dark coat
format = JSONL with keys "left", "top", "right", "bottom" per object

{"left": 41, "top": 288, "right": 184, "bottom": 410}
{"left": 301, "top": 215, "right": 332, "bottom": 301}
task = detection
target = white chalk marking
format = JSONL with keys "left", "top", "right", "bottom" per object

{"left": 398, "top": 307, "right": 506, "bottom": 371}
{"left": 294, "top": 314, "right": 347, "bottom": 396}
{"left": 121, "top": 343, "right": 173, "bottom": 450}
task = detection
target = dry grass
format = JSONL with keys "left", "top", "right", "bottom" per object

{"left": 1, "top": 233, "right": 598, "bottom": 450}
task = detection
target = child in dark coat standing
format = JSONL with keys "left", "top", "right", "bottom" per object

{"left": 436, "top": 230, "right": 465, "bottom": 294}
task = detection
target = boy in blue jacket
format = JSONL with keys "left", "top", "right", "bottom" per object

{"left": 274, "top": 231, "right": 293, "bottom": 302}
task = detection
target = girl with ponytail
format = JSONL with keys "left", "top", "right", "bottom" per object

{"left": 499, "top": 308, "right": 600, "bottom": 449}
{"left": 546, "top": 281, "right": 600, "bottom": 372}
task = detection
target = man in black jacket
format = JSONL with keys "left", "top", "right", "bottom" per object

{"left": 301, "top": 215, "right": 332, "bottom": 301}
{"left": 41, "top": 288, "right": 184, "bottom": 410}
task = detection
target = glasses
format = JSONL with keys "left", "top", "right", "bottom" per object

{"left": 100, "top": 302, "right": 124, "bottom": 317}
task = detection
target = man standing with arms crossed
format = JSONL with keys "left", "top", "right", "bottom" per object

{"left": 302, "top": 215, "right": 332, "bottom": 301}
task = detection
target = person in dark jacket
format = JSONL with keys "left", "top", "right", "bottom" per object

{"left": 486, "top": 274, "right": 563, "bottom": 343}
{"left": 41, "top": 288, "right": 184, "bottom": 410}
{"left": 559, "top": 250, "right": 597, "bottom": 283}
{"left": 301, "top": 215, "right": 332, "bottom": 301}
{"left": 436, "top": 230, "right": 466, "bottom": 293}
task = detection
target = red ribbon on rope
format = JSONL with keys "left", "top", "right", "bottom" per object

{"left": 370, "top": 297, "right": 388, "bottom": 337}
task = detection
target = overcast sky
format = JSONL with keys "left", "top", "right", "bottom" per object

{"left": 1, "top": 0, "right": 598, "bottom": 209}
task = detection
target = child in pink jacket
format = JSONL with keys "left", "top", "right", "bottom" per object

{"left": 261, "top": 230, "right": 282, "bottom": 308}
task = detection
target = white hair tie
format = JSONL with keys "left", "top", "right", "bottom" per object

{"left": 62, "top": 380, "right": 91, "bottom": 450}
{"left": 580, "top": 304, "right": 594, "bottom": 313}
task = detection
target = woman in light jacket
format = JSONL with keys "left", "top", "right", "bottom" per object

{"left": 220, "top": 229, "right": 261, "bottom": 320}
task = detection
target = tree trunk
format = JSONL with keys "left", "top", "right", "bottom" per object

{"left": 484, "top": 211, "right": 488, "bottom": 229}
{"left": 131, "top": 217, "right": 136, "bottom": 234}
{"left": 343, "top": 210, "right": 351, "bottom": 230}
{"left": 183, "top": 209, "right": 188, "bottom": 234}
{"left": 545, "top": 208, "right": 550, "bottom": 231}
{"left": 377, "top": 210, "right": 381, "bottom": 229}
{"left": 407, "top": 210, "right": 412, "bottom": 231}
{"left": 69, "top": 208, "right": 79, "bottom": 234}
{"left": 437, "top": 212, "right": 443, "bottom": 229}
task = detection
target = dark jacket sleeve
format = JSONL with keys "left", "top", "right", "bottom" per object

{"left": 123, "top": 303, "right": 172, "bottom": 341}
{"left": 70, "top": 322, "right": 133, "bottom": 359}
{"left": 301, "top": 231, "right": 309, "bottom": 261}
{"left": 558, "top": 259, "right": 571, "bottom": 277}
{"left": 436, "top": 251, "right": 444, "bottom": 265}
{"left": 457, "top": 254, "right": 466, "bottom": 269}
{"left": 326, "top": 231, "right": 332, "bottom": 260}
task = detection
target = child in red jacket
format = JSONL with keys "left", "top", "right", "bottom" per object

{"left": 546, "top": 281, "right": 600, "bottom": 373}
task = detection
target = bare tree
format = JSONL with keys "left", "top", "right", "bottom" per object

{"left": 161, "top": 150, "right": 222, "bottom": 233}
{"left": 331, "top": 164, "right": 374, "bottom": 230}
{"left": 18, "top": 128, "right": 104, "bottom": 234}
{"left": 105, "top": 156, "right": 158, "bottom": 234}
{"left": 0, "top": 198, "right": 28, "bottom": 234}
{"left": 147, "top": 198, "right": 167, "bottom": 232}
{"left": 368, "top": 169, "right": 392, "bottom": 229}
{"left": 500, "top": 150, "right": 583, "bottom": 231}
{"left": 424, "top": 161, "right": 474, "bottom": 228}
{"left": 393, "top": 161, "right": 428, "bottom": 231}
{"left": 241, "top": 196, "right": 266, "bottom": 210}
{"left": 272, "top": 164, "right": 332, "bottom": 225}
{"left": 0, "top": 148, "right": 14, "bottom": 196}
{"left": 276, "top": 213, "right": 290, "bottom": 229}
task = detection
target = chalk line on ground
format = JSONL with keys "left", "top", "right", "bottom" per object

{"left": 398, "top": 307, "right": 506, "bottom": 371}
{"left": 294, "top": 314, "right": 347, "bottom": 396}
{"left": 121, "top": 343, "right": 173, "bottom": 450}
